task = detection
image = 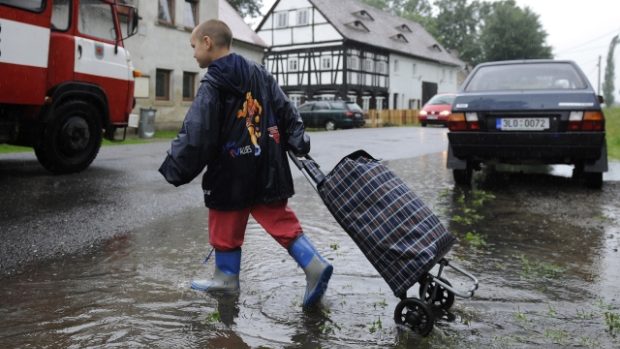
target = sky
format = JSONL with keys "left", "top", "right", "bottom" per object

{"left": 256, "top": 0, "right": 620, "bottom": 101}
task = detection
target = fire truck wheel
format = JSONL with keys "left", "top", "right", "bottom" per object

{"left": 35, "top": 100, "right": 103, "bottom": 174}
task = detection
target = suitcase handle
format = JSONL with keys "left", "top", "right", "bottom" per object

{"left": 287, "top": 151, "right": 325, "bottom": 185}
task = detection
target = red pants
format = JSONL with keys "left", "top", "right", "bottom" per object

{"left": 208, "top": 200, "right": 303, "bottom": 251}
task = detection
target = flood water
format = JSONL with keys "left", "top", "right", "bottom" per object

{"left": 1, "top": 153, "right": 619, "bottom": 348}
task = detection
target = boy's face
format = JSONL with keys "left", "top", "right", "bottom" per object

{"left": 190, "top": 31, "right": 212, "bottom": 69}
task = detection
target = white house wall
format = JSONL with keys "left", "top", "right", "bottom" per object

{"left": 258, "top": 0, "right": 342, "bottom": 47}
{"left": 124, "top": 0, "right": 264, "bottom": 129}
{"left": 388, "top": 52, "right": 459, "bottom": 109}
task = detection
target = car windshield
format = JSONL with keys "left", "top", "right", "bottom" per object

{"left": 465, "top": 63, "right": 588, "bottom": 92}
{"left": 427, "top": 94, "right": 455, "bottom": 105}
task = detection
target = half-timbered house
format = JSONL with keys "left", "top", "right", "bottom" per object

{"left": 256, "top": 0, "right": 464, "bottom": 110}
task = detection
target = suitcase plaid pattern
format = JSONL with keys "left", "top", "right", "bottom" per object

{"left": 317, "top": 153, "right": 456, "bottom": 297}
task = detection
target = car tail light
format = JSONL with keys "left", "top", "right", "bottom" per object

{"left": 345, "top": 111, "right": 354, "bottom": 118}
{"left": 568, "top": 111, "right": 605, "bottom": 131}
{"left": 448, "top": 112, "right": 479, "bottom": 131}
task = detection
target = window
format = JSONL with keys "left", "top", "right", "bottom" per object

{"left": 156, "top": 69, "right": 172, "bottom": 100}
{"left": 51, "top": 0, "right": 71, "bottom": 31}
{"left": 321, "top": 57, "right": 332, "bottom": 70}
{"left": 296, "top": 9, "right": 309, "bottom": 26}
{"left": 288, "top": 58, "right": 299, "bottom": 72}
{"left": 376, "top": 97, "right": 384, "bottom": 111}
{"left": 158, "top": 0, "right": 175, "bottom": 25}
{"left": 0, "top": 0, "right": 44, "bottom": 11}
{"left": 412, "top": 63, "right": 417, "bottom": 77}
{"left": 348, "top": 56, "right": 359, "bottom": 70}
{"left": 313, "top": 102, "right": 330, "bottom": 110}
{"left": 362, "top": 96, "right": 370, "bottom": 111}
{"left": 183, "top": 0, "right": 198, "bottom": 28}
{"left": 78, "top": 0, "right": 116, "bottom": 42}
{"left": 364, "top": 59, "right": 373, "bottom": 72}
{"left": 289, "top": 94, "right": 302, "bottom": 107}
{"left": 183, "top": 72, "right": 197, "bottom": 101}
{"left": 275, "top": 12, "right": 288, "bottom": 28}
{"left": 377, "top": 62, "right": 386, "bottom": 74}
{"left": 394, "top": 59, "right": 399, "bottom": 73}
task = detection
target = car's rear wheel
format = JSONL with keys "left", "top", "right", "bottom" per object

{"left": 325, "top": 120, "right": 336, "bottom": 131}
{"left": 421, "top": 122, "right": 427, "bottom": 127}
{"left": 453, "top": 165, "right": 472, "bottom": 186}
{"left": 583, "top": 172, "right": 603, "bottom": 189}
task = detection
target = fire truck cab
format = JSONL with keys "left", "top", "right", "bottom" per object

{"left": 0, "top": 0, "right": 139, "bottom": 173}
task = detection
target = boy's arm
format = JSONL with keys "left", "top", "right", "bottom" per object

{"left": 158, "top": 84, "right": 220, "bottom": 186}
{"left": 270, "top": 76, "right": 310, "bottom": 155}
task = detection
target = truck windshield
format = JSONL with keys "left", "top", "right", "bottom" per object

{"left": 78, "top": 0, "right": 116, "bottom": 42}
{"left": 0, "top": 0, "right": 44, "bottom": 11}
{"left": 465, "top": 63, "right": 588, "bottom": 92}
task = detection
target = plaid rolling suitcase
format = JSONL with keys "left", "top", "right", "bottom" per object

{"left": 290, "top": 150, "right": 478, "bottom": 336}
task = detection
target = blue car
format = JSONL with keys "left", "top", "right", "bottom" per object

{"left": 447, "top": 60, "right": 607, "bottom": 188}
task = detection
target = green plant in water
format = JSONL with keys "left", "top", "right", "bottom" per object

{"left": 330, "top": 243, "right": 339, "bottom": 251}
{"left": 604, "top": 311, "right": 620, "bottom": 336}
{"left": 205, "top": 311, "right": 221, "bottom": 323}
{"left": 547, "top": 304, "right": 557, "bottom": 317}
{"left": 464, "top": 231, "right": 487, "bottom": 247}
{"left": 519, "top": 255, "right": 566, "bottom": 279}
{"left": 514, "top": 308, "right": 528, "bottom": 323}
{"left": 369, "top": 317, "right": 383, "bottom": 333}
{"left": 578, "top": 336, "right": 601, "bottom": 348}
{"left": 544, "top": 329, "right": 569, "bottom": 344}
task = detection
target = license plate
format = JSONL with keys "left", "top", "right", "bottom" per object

{"left": 497, "top": 118, "right": 549, "bottom": 131}
{"left": 427, "top": 115, "right": 437, "bottom": 120}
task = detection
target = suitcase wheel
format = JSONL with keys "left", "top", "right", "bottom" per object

{"left": 394, "top": 298, "right": 434, "bottom": 336}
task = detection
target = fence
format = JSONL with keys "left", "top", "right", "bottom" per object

{"left": 366, "top": 109, "right": 420, "bottom": 127}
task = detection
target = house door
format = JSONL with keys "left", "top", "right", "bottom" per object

{"left": 421, "top": 81, "right": 438, "bottom": 106}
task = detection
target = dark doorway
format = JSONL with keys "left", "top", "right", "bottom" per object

{"left": 421, "top": 81, "right": 438, "bottom": 106}
{"left": 393, "top": 93, "right": 398, "bottom": 109}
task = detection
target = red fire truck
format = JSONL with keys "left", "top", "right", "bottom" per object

{"left": 0, "top": 0, "right": 139, "bottom": 173}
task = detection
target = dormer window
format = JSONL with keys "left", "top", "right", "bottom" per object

{"left": 296, "top": 9, "right": 309, "bottom": 26}
{"left": 345, "top": 20, "right": 370, "bottom": 32}
{"left": 430, "top": 43, "right": 442, "bottom": 52}
{"left": 396, "top": 24, "right": 412, "bottom": 33}
{"left": 352, "top": 9, "right": 374, "bottom": 21}
{"left": 390, "top": 33, "right": 408, "bottom": 43}
{"left": 275, "top": 12, "right": 288, "bottom": 28}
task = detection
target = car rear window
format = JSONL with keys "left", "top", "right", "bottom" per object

{"left": 464, "top": 63, "right": 588, "bottom": 92}
{"left": 346, "top": 102, "right": 363, "bottom": 112}
{"left": 427, "top": 94, "right": 455, "bottom": 105}
{"left": 329, "top": 101, "right": 346, "bottom": 110}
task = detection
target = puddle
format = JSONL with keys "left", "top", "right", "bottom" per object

{"left": 1, "top": 154, "right": 619, "bottom": 348}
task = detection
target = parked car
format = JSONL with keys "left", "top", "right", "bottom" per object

{"left": 297, "top": 100, "right": 365, "bottom": 130}
{"left": 447, "top": 60, "right": 607, "bottom": 188}
{"left": 418, "top": 93, "right": 456, "bottom": 127}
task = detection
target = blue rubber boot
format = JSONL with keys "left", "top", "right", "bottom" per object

{"left": 289, "top": 235, "right": 333, "bottom": 308}
{"left": 191, "top": 249, "right": 241, "bottom": 294}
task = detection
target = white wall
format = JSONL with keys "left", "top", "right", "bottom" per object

{"left": 124, "top": 0, "right": 264, "bottom": 129}
{"left": 388, "top": 52, "right": 459, "bottom": 109}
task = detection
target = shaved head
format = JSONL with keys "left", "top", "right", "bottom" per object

{"left": 193, "top": 19, "right": 233, "bottom": 49}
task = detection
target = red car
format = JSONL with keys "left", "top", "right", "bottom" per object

{"left": 418, "top": 93, "right": 456, "bottom": 127}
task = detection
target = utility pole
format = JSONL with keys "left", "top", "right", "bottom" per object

{"left": 597, "top": 55, "right": 601, "bottom": 95}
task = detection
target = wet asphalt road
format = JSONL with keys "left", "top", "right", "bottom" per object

{"left": 0, "top": 127, "right": 448, "bottom": 277}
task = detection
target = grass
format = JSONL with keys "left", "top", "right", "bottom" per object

{"left": 0, "top": 129, "right": 178, "bottom": 154}
{"left": 605, "top": 107, "right": 620, "bottom": 160}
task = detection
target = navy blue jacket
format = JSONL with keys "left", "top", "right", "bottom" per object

{"left": 158, "top": 53, "right": 310, "bottom": 210}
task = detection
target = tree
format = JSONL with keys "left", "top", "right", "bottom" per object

{"left": 603, "top": 35, "right": 618, "bottom": 105}
{"left": 361, "top": 0, "right": 434, "bottom": 28}
{"left": 431, "top": 0, "right": 484, "bottom": 66}
{"left": 228, "top": 0, "right": 263, "bottom": 18}
{"left": 479, "top": 0, "right": 552, "bottom": 63}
